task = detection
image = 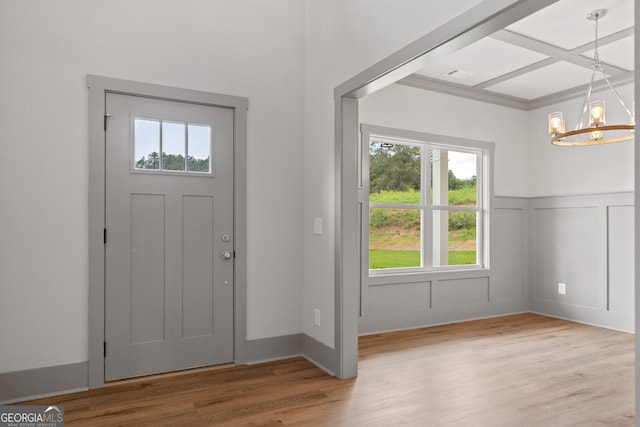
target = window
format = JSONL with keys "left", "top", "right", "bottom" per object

{"left": 134, "top": 118, "right": 212, "bottom": 174}
{"left": 361, "top": 125, "right": 492, "bottom": 273}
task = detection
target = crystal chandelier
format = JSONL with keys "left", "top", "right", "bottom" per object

{"left": 548, "top": 9, "right": 635, "bottom": 146}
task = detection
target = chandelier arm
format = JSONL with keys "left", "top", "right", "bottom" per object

{"left": 575, "top": 70, "right": 597, "bottom": 130}
{"left": 599, "top": 72, "right": 634, "bottom": 119}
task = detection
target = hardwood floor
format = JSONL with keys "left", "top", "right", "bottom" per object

{"left": 24, "top": 313, "right": 634, "bottom": 426}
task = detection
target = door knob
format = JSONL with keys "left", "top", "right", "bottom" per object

{"left": 221, "top": 251, "right": 232, "bottom": 260}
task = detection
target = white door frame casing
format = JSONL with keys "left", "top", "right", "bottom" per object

{"left": 332, "top": 0, "right": 562, "bottom": 379}
{"left": 87, "top": 75, "right": 249, "bottom": 388}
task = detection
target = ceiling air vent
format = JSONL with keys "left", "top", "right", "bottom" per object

{"left": 445, "top": 68, "right": 474, "bottom": 80}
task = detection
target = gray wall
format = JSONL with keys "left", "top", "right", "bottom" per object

{"left": 530, "top": 192, "right": 634, "bottom": 332}
{"left": 359, "top": 197, "right": 529, "bottom": 334}
{"left": 360, "top": 193, "right": 634, "bottom": 334}
{"left": 0, "top": 0, "right": 306, "bottom": 376}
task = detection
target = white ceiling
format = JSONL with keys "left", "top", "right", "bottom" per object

{"left": 401, "top": 0, "right": 634, "bottom": 110}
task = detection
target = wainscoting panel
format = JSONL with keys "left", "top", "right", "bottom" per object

{"left": 491, "top": 205, "right": 526, "bottom": 301}
{"left": 432, "top": 277, "right": 489, "bottom": 307}
{"left": 532, "top": 206, "right": 603, "bottom": 308}
{"left": 530, "top": 192, "right": 633, "bottom": 332}
{"left": 368, "top": 282, "right": 431, "bottom": 314}
{"left": 359, "top": 193, "right": 633, "bottom": 335}
{"left": 608, "top": 205, "right": 634, "bottom": 315}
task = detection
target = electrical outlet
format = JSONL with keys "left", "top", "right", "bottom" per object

{"left": 314, "top": 309, "right": 321, "bottom": 327}
{"left": 558, "top": 282, "right": 566, "bottom": 295}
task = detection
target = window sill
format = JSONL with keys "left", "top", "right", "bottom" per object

{"left": 367, "top": 267, "right": 491, "bottom": 286}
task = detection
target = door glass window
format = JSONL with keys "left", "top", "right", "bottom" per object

{"left": 134, "top": 118, "right": 212, "bottom": 175}
{"left": 134, "top": 119, "right": 161, "bottom": 170}
{"left": 162, "top": 121, "right": 186, "bottom": 171}
{"left": 187, "top": 124, "right": 211, "bottom": 173}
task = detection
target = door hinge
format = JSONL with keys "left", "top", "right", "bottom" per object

{"left": 103, "top": 341, "right": 106, "bottom": 358}
{"left": 233, "top": 251, "right": 236, "bottom": 259}
{"left": 103, "top": 228, "right": 107, "bottom": 244}
{"left": 104, "top": 113, "right": 111, "bottom": 131}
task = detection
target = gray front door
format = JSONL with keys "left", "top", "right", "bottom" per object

{"left": 104, "top": 93, "right": 234, "bottom": 380}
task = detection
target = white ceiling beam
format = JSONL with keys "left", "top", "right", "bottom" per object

{"left": 398, "top": 74, "right": 531, "bottom": 110}
{"left": 476, "top": 28, "right": 630, "bottom": 89}
{"left": 569, "top": 26, "right": 634, "bottom": 54}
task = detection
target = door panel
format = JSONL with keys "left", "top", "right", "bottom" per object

{"left": 182, "top": 195, "right": 215, "bottom": 338}
{"left": 105, "top": 93, "right": 234, "bottom": 381}
{"left": 130, "top": 193, "right": 166, "bottom": 344}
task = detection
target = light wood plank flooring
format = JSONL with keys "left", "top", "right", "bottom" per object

{"left": 24, "top": 313, "right": 634, "bottom": 426}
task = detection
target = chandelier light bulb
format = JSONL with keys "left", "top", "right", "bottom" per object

{"left": 591, "top": 106, "right": 602, "bottom": 120}
{"left": 548, "top": 112, "right": 565, "bottom": 136}
{"left": 589, "top": 101, "right": 605, "bottom": 126}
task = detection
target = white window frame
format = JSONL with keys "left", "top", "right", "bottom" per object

{"left": 360, "top": 124, "right": 493, "bottom": 277}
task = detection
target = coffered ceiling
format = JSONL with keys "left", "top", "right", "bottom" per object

{"left": 399, "top": 0, "right": 634, "bottom": 110}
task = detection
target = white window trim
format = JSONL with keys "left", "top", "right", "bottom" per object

{"left": 360, "top": 124, "right": 494, "bottom": 277}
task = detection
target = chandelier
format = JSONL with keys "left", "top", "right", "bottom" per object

{"left": 548, "top": 9, "right": 635, "bottom": 146}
